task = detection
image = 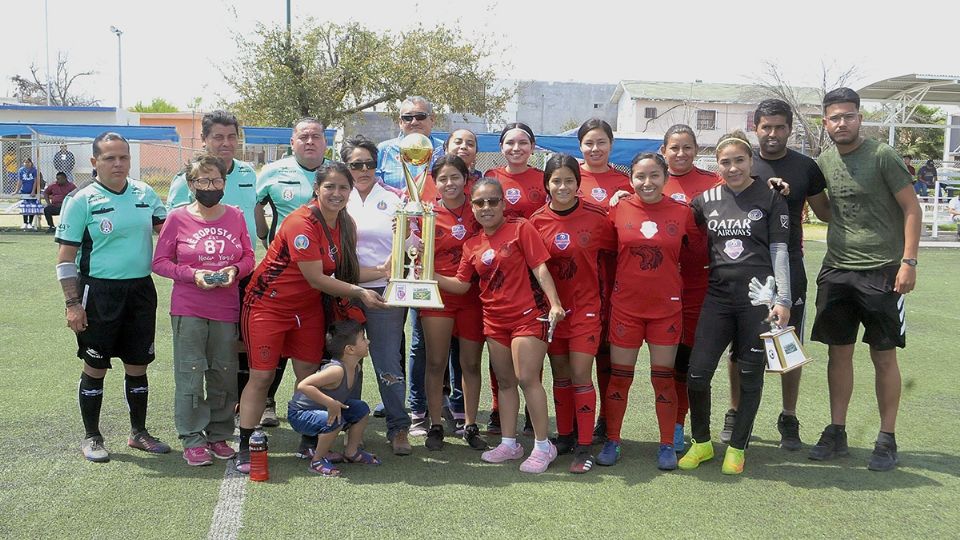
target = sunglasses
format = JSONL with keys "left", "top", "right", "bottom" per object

{"left": 400, "top": 113, "right": 430, "bottom": 123}
{"left": 347, "top": 160, "right": 377, "bottom": 171}
{"left": 471, "top": 197, "right": 502, "bottom": 208}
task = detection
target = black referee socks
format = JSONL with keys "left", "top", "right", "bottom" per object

{"left": 124, "top": 374, "right": 149, "bottom": 434}
{"left": 79, "top": 373, "right": 105, "bottom": 439}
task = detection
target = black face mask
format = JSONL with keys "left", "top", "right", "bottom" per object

{"left": 195, "top": 189, "right": 224, "bottom": 208}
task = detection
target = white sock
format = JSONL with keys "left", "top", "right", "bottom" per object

{"left": 501, "top": 437, "right": 518, "bottom": 448}
{"left": 535, "top": 438, "right": 551, "bottom": 452}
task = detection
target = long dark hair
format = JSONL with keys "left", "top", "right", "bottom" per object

{"left": 315, "top": 162, "right": 360, "bottom": 285}
{"left": 542, "top": 153, "right": 581, "bottom": 192}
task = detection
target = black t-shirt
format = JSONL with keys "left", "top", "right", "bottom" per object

{"left": 691, "top": 179, "right": 789, "bottom": 298}
{"left": 751, "top": 149, "right": 826, "bottom": 256}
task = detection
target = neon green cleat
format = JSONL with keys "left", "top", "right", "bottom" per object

{"left": 678, "top": 439, "right": 714, "bottom": 470}
{"left": 721, "top": 446, "right": 745, "bottom": 475}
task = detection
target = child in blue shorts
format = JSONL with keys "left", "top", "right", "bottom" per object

{"left": 287, "top": 320, "right": 380, "bottom": 477}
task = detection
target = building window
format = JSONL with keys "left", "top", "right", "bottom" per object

{"left": 746, "top": 112, "right": 756, "bottom": 131}
{"left": 697, "top": 110, "right": 717, "bottom": 130}
{"left": 593, "top": 103, "right": 602, "bottom": 109}
{"left": 644, "top": 107, "right": 657, "bottom": 119}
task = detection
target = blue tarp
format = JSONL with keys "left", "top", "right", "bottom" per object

{"left": 242, "top": 126, "right": 336, "bottom": 146}
{"left": 0, "top": 122, "right": 179, "bottom": 142}
{"left": 432, "top": 131, "right": 661, "bottom": 166}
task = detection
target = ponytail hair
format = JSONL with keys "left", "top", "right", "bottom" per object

{"left": 315, "top": 162, "right": 360, "bottom": 285}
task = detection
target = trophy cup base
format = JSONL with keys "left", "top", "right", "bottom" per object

{"left": 760, "top": 326, "right": 813, "bottom": 374}
{"left": 384, "top": 279, "right": 445, "bottom": 309}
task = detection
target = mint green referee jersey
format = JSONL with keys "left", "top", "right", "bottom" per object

{"left": 255, "top": 156, "right": 320, "bottom": 241}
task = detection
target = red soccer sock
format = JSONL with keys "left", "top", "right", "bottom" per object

{"left": 595, "top": 350, "right": 612, "bottom": 421}
{"left": 573, "top": 384, "right": 596, "bottom": 447}
{"left": 674, "top": 371, "right": 688, "bottom": 426}
{"left": 651, "top": 367, "right": 678, "bottom": 445}
{"left": 490, "top": 369, "right": 500, "bottom": 412}
{"left": 603, "top": 363, "right": 635, "bottom": 443}
{"left": 553, "top": 378, "right": 574, "bottom": 437}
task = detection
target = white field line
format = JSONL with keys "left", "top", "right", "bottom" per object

{"left": 207, "top": 459, "right": 247, "bottom": 540}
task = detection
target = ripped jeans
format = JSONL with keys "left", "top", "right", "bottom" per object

{"left": 361, "top": 286, "right": 411, "bottom": 440}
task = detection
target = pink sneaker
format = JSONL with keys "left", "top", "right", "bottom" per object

{"left": 207, "top": 440, "right": 237, "bottom": 460}
{"left": 481, "top": 442, "right": 524, "bottom": 463}
{"left": 183, "top": 446, "right": 213, "bottom": 467}
{"left": 519, "top": 443, "right": 558, "bottom": 473}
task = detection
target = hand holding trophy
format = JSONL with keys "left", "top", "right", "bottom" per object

{"left": 754, "top": 275, "right": 811, "bottom": 373}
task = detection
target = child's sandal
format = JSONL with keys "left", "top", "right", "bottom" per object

{"left": 324, "top": 450, "right": 345, "bottom": 463}
{"left": 308, "top": 458, "right": 341, "bottom": 477}
{"left": 344, "top": 449, "right": 380, "bottom": 465}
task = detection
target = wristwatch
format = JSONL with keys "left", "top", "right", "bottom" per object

{"left": 901, "top": 258, "right": 918, "bottom": 267}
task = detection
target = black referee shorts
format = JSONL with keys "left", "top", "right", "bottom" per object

{"left": 811, "top": 265, "right": 905, "bottom": 351}
{"left": 76, "top": 276, "right": 158, "bottom": 369}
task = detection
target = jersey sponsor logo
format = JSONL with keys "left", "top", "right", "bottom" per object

{"left": 780, "top": 215, "right": 789, "bottom": 229}
{"left": 708, "top": 218, "right": 752, "bottom": 237}
{"left": 639, "top": 221, "right": 658, "bottom": 239}
{"left": 591, "top": 187, "right": 608, "bottom": 202}
{"left": 671, "top": 193, "right": 687, "bottom": 203}
{"left": 708, "top": 209, "right": 720, "bottom": 217}
{"left": 451, "top": 224, "right": 467, "bottom": 240}
{"left": 748, "top": 209, "right": 764, "bottom": 221}
{"left": 481, "top": 248, "right": 495, "bottom": 265}
{"left": 98, "top": 218, "right": 113, "bottom": 234}
{"left": 293, "top": 234, "right": 310, "bottom": 250}
{"left": 554, "top": 232, "right": 571, "bottom": 250}
{"left": 377, "top": 200, "right": 388, "bottom": 211}
{"left": 505, "top": 188, "right": 522, "bottom": 205}
{"left": 723, "top": 239, "right": 744, "bottom": 259}
{"left": 281, "top": 187, "right": 295, "bottom": 201}
{"left": 629, "top": 245, "right": 664, "bottom": 270}
{"left": 88, "top": 193, "right": 108, "bottom": 205}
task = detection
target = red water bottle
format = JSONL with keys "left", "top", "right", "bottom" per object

{"left": 249, "top": 429, "right": 269, "bottom": 482}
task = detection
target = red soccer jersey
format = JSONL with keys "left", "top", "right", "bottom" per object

{"left": 456, "top": 218, "right": 550, "bottom": 327}
{"left": 578, "top": 166, "right": 631, "bottom": 206}
{"left": 529, "top": 201, "right": 616, "bottom": 339}
{"left": 245, "top": 203, "right": 339, "bottom": 313}
{"left": 662, "top": 167, "right": 720, "bottom": 282}
{"left": 608, "top": 195, "right": 698, "bottom": 319}
{"left": 432, "top": 199, "right": 482, "bottom": 308}
{"left": 483, "top": 167, "right": 547, "bottom": 219}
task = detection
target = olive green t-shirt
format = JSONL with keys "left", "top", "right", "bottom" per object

{"left": 817, "top": 138, "right": 912, "bottom": 270}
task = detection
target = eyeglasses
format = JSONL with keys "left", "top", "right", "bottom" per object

{"left": 400, "top": 113, "right": 430, "bottom": 123}
{"left": 825, "top": 113, "right": 859, "bottom": 124}
{"left": 190, "top": 177, "right": 225, "bottom": 188}
{"left": 347, "top": 160, "right": 377, "bottom": 171}
{"left": 471, "top": 197, "right": 502, "bottom": 208}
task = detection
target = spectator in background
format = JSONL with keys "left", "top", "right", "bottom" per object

{"left": 16, "top": 158, "right": 41, "bottom": 230}
{"left": 948, "top": 192, "right": 960, "bottom": 240}
{"left": 43, "top": 171, "right": 76, "bottom": 232}
{"left": 902, "top": 155, "right": 915, "bottom": 177}
{"left": 55, "top": 144, "right": 76, "bottom": 181}
{"left": 3, "top": 151, "right": 18, "bottom": 193}
{"left": 377, "top": 96, "right": 445, "bottom": 191}
{"left": 917, "top": 159, "right": 938, "bottom": 198}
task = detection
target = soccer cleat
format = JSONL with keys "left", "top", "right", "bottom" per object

{"left": 657, "top": 443, "right": 678, "bottom": 470}
{"left": 678, "top": 439, "right": 714, "bottom": 470}
{"left": 569, "top": 446, "right": 595, "bottom": 474}
{"left": 260, "top": 398, "right": 280, "bottom": 428}
{"left": 183, "top": 446, "right": 213, "bottom": 467}
{"left": 481, "top": 442, "right": 524, "bottom": 463}
{"left": 867, "top": 433, "right": 898, "bottom": 472}
{"left": 719, "top": 409, "right": 737, "bottom": 444}
{"left": 808, "top": 425, "right": 849, "bottom": 461}
{"left": 207, "top": 440, "right": 236, "bottom": 460}
{"left": 235, "top": 449, "right": 251, "bottom": 474}
{"left": 551, "top": 433, "right": 576, "bottom": 455}
{"left": 425, "top": 424, "right": 445, "bottom": 451}
{"left": 409, "top": 414, "right": 429, "bottom": 437}
{"left": 721, "top": 446, "right": 745, "bottom": 475}
{"left": 592, "top": 417, "right": 607, "bottom": 445}
{"left": 128, "top": 431, "right": 171, "bottom": 454}
{"left": 777, "top": 413, "right": 803, "bottom": 451}
{"left": 673, "top": 423, "right": 686, "bottom": 453}
{"left": 463, "top": 424, "right": 489, "bottom": 450}
{"left": 596, "top": 440, "right": 622, "bottom": 466}
{"left": 391, "top": 430, "right": 412, "bottom": 456}
{"left": 82, "top": 435, "right": 110, "bottom": 463}
{"left": 519, "top": 442, "right": 558, "bottom": 473}
{"left": 486, "top": 411, "right": 502, "bottom": 435}
{"left": 373, "top": 402, "right": 386, "bottom": 418}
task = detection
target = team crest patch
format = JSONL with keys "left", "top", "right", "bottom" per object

{"left": 481, "top": 248, "right": 496, "bottom": 265}
{"left": 281, "top": 188, "right": 295, "bottom": 201}
{"left": 748, "top": 209, "right": 764, "bottom": 221}
{"left": 99, "top": 218, "right": 113, "bottom": 235}
{"left": 529, "top": 189, "right": 545, "bottom": 203}
{"left": 451, "top": 224, "right": 467, "bottom": 240}
{"left": 640, "top": 221, "right": 658, "bottom": 239}
{"left": 724, "top": 239, "right": 744, "bottom": 259}
{"left": 591, "top": 187, "right": 608, "bottom": 202}
{"left": 554, "top": 232, "right": 571, "bottom": 250}
{"left": 377, "top": 200, "right": 388, "bottom": 210}
{"left": 505, "top": 188, "right": 522, "bottom": 205}
{"left": 780, "top": 215, "right": 789, "bottom": 229}
{"left": 670, "top": 193, "right": 687, "bottom": 202}
{"left": 293, "top": 234, "right": 310, "bottom": 250}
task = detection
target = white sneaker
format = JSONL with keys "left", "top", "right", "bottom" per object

{"left": 21, "top": 223, "right": 27, "bottom": 230}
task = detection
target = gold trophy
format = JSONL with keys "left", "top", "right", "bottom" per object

{"left": 749, "top": 276, "right": 812, "bottom": 373}
{"left": 384, "top": 134, "right": 445, "bottom": 309}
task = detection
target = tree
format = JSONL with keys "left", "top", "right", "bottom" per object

{"left": 862, "top": 105, "right": 945, "bottom": 160}
{"left": 9, "top": 52, "right": 99, "bottom": 106}
{"left": 130, "top": 97, "right": 179, "bottom": 113}
{"left": 223, "top": 19, "right": 512, "bottom": 127}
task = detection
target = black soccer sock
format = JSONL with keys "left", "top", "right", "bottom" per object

{"left": 267, "top": 358, "right": 287, "bottom": 400}
{"left": 79, "top": 373, "right": 105, "bottom": 439}
{"left": 730, "top": 366, "right": 764, "bottom": 450}
{"left": 237, "top": 351, "right": 250, "bottom": 396}
{"left": 124, "top": 374, "right": 149, "bottom": 434}
{"left": 687, "top": 385, "right": 712, "bottom": 443}
{"left": 239, "top": 427, "right": 254, "bottom": 452}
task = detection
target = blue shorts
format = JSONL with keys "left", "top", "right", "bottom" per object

{"left": 287, "top": 399, "right": 370, "bottom": 436}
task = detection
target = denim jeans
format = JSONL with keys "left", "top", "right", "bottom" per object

{"left": 408, "top": 309, "right": 465, "bottom": 415}
{"left": 362, "top": 287, "right": 411, "bottom": 439}
{"left": 288, "top": 399, "right": 370, "bottom": 435}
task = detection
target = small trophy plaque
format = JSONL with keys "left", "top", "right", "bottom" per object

{"left": 383, "top": 134, "right": 444, "bottom": 309}
{"left": 749, "top": 276, "right": 812, "bottom": 373}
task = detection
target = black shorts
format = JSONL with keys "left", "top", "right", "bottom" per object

{"left": 76, "top": 276, "right": 158, "bottom": 369}
{"left": 690, "top": 295, "right": 769, "bottom": 377}
{"left": 811, "top": 265, "right": 905, "bottom": 350}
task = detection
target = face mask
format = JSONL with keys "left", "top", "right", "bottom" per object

{"left": 195, "top": 189, "right": 224, "bottom": 208}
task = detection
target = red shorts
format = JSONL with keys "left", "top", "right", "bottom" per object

{"left": 609, "top": 311, "right": 682, "bottom": 348}
{"left": 681, "top": 284, "right": 708, "bottom": 347}
{"left": 241, "top": 303, "right": 325, "bottom": 370}
{"left": 547, "top": 322, "right": 602, "bottom": 356}
{"left": 419, "top": 299, "right": 484, "bottom": 342}
{"left": 485, "top": 311, "right": 548, "bottom": 349}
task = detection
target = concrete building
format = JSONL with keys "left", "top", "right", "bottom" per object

{"left": 510, "top": 80, "right": 619, "bottom": 135}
